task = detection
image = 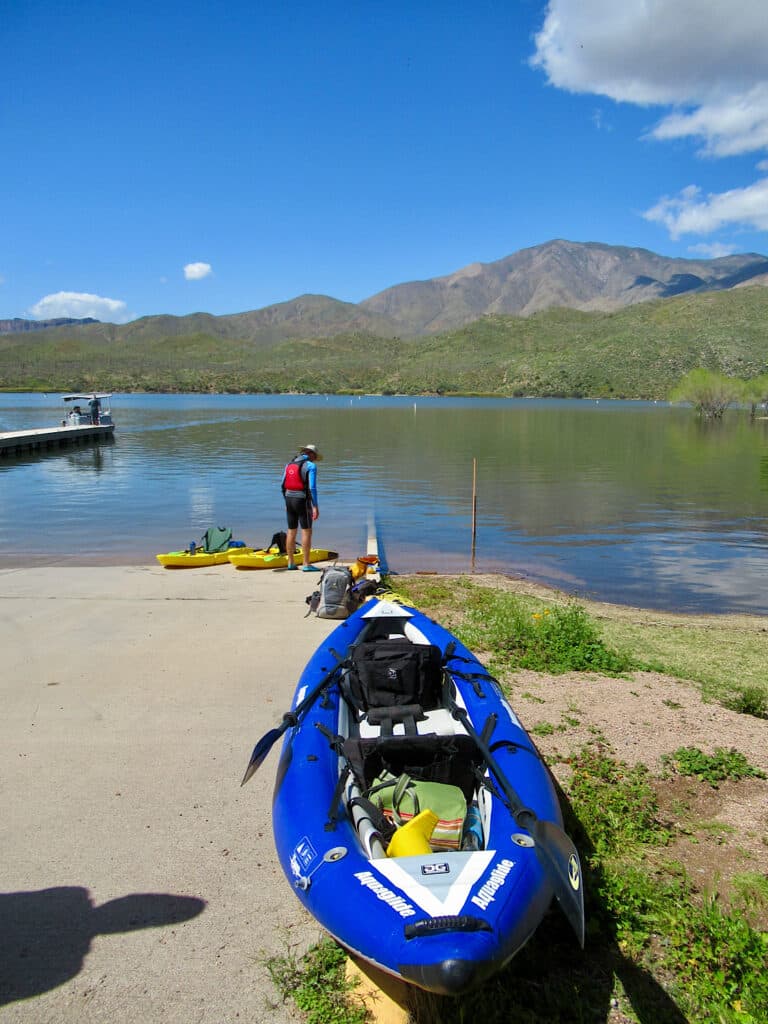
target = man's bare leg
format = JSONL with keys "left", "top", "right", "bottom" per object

{"left": 286, "top": 527, "right": 298, "bottom": 568}
{"left": 300, "top": 527, "right": 313, "bottom": 567}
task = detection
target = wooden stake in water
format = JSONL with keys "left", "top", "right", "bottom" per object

{"left": 471, "top": 457, "right": 477, "bottom": 571}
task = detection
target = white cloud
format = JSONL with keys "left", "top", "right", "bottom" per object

{"left": 650, "top": 84, "right": 768, "bottom": 158}
{"left": 531, "top": 1, "right": 768, "bottom": 241}
{"left": 531, "top": 1, "right": 768, "bottom": 108}
{"left": 686, "top": 242, "right": 740, "bottom": 258}
{"left": 184, "top": 261, "right": 212, "bottom": 280}
{"left": 29, "top": 291, "right": 130, "bottom": 322}
{"left": 644, "top": 179, "right": 768, "bottom": 238}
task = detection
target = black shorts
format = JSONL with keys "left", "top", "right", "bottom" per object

{"left": 285, "top": 495, "right": 312, "bottom": 530}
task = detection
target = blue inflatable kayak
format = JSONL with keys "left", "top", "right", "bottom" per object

{"left": 242, "top": 598, "right": 584, "bottom": 995}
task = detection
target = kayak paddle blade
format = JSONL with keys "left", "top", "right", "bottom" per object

{"left": 240, "top": 727, "right": 284, "bottom": 786}
{"left": 239, "top": 656, "right": 346, "bottom": 788}
{"left": 527, "top": 814, "right": 585, "bottom": 947}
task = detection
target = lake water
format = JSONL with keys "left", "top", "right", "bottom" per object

{"left": 1, "top": 392, "right": 767, "bottom": 615}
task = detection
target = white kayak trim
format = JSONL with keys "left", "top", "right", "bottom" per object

{"left": 362, "top": 599, "right": 412, "bottom": 619}
{"left": 370, "top": 850, "right": 498, "bottom": 917}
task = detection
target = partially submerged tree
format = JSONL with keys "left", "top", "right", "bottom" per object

{"left": 670, "top": 368, "right": 741, "bottom": 419}
{"left": 739, "top": 373, "right": 768, "bottom": 419}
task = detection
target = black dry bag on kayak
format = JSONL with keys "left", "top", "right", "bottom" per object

{"left": 348, "top": 639, "right": 444, "bottom": 711}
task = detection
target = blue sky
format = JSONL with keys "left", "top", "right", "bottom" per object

{"left": 3, "top": 0, "right": 768, "bottom": 323}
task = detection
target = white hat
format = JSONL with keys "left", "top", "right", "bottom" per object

{"left": 301, "top": 444, "right": 323, "bottom": 461}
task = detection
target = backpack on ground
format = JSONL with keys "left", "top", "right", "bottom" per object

{"left": 310, "top": 565, "right": 355, "bottom": 619}
{"left": 305, "top": 571, "right": 380, "bottom": 619}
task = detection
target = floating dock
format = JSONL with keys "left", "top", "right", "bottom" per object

{"left": 0, "top": 423, "right": 115, "bottom": 458}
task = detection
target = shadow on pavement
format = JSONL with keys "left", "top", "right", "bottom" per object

{"left": 0, "top": 886, "right": 206, "bottom": 1006}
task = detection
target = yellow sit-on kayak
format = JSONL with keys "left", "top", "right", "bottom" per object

{"left": 156, "top": 546, "right": 253, "bottom": 568}
{"left": 228, "top": 547, "right": 338, "bottom": 570}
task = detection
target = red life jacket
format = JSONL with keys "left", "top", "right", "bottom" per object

{"left": 283, "top": 457, "right": 308, "bottom": 493}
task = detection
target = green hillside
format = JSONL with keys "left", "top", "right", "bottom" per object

{"left": 2, "top": 286, "right": 768, "bottom": 397}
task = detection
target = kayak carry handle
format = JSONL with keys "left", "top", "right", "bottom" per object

{"left": 404, "top": 916, "right": 493, "bottom": 939}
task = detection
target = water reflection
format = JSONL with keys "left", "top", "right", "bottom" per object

{"left": 62, "top": 440, "right": 111, "bottom": 473}
{"left": 0, "top": 436, "right": 114, "bottom": 475}
{"left": 1, "top": 393, "right": 766, "bottom": 614}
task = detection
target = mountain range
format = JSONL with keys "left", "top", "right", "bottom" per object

{"left": 360, "top": 239, "right": 768, "bottom": 334}
{"left": 5, "top": 239, "right": 768, "bottom": 347}
{"left": 0, "top": 316, "right": 99, "bottom": 334}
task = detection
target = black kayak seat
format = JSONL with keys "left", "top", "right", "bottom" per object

{"left": 342, "top": 733, "right": 483, "bottom": 802}
{"left": 345, "top": 637, "right": 445, "bottom": 714}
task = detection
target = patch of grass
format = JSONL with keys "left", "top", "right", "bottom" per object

{"left": 530, "top": 722, "right": 555, "bottom": 736}
{"left": 567, "top": 744, "right": 669, "bottom": 857}
{"left": 264, "top": 938, "right": 368, "bottom": 1024}
{"left": 664, "top": 747, "right": 766, "bottom": 787}
{"left": 531, "top": 714, "right": 581, "bottom": 737}
{"left": 724, "top": 686, "right": 768, "bottom": 719}
{"left": 563, "top": 748, "right": 767, "bottom": 1022}
{"left": 394, "top": 579, "right": 458, "bottom": 608}
{"left": 732, "top": 872, "right": 768, "bottom": 927}
{"left": 696, "top": 819, "right": 737, "bottom": 838}
{"left": 661, "top": 889, "right": 768, "bottom": 1019}
{"left": 597, "top": 619, "right": 768, "bottom": 708}
{"left": 449, "top": 589, "right": 638, "bottom": 675}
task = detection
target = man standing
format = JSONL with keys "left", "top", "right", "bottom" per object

{"left": 281, "top": 444, "right": 322, "bottom": 571}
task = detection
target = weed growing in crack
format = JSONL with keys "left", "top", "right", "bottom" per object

{"left": 264, "top": 939, "right": 368, "bottom": 1024}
